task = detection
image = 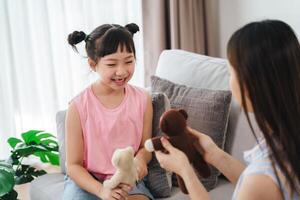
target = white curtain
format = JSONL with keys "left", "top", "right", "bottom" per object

{"left": 0, "top": 0, "right": 144, "bottom": 159}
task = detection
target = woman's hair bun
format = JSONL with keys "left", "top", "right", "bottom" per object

{"left": 125, "top": 23, "right": 139, "bottom": 35}
{"left": 68, "top": 31, "right": 86, "bottom": 45}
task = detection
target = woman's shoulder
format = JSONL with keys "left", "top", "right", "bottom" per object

{"left": 235, "top": 173, "right": 282, "bottom": 200}
{"left": 241, "top": 138, "right": 299, "bottom": 199}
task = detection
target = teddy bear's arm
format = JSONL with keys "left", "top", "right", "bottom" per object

{"left": 145, "top": 136, "right": 163, "bottom": 152}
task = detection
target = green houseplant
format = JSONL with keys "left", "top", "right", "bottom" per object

{"left": 0, "top": 130, "right": 60, "bottom": 200}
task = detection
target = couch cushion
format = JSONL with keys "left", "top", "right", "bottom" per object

{"left": 155, "top": 49, "right": 256, "bottom": 163}
{"left": 209, "top": 177, "right": 235, "bottom": 200}
{"left": 29, "top": 173, "right": 64, "bottom": 200}
{"left": 157, "top": 177, "right": 234, "bottom": 200}
{"left": 151, "top": 75, "right": 232, "bottom": 190}
{"left": 156, "top": 49, "right": 229, "bottom": 90}
{"left": 56, "top": 111, "right": 67, "bottom": 174}
{"left": 145, "top": 93, "right": 172, "bottom": 198}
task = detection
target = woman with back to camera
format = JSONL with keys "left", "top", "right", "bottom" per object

{"left": 155, "top": 19, "right": 300, "bottom": 200}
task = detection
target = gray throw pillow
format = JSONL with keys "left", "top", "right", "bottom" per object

{"left": 151, "top": 75, "right": 232, "bottom": 191}
{"left": 145, "top": 92, "right": 172, "bottom": 198}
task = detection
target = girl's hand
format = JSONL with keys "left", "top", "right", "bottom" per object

{"left": 99, "top": 184, "right": 130, "bottom": 200}
{"left": 155, "top": 137, "right": 190, "bottom": 176}
{"left": 134, "top": 157, "right": 148, "bottom": 180}
{"left": 187, "top": 127, "right": 220, "bottom": 164}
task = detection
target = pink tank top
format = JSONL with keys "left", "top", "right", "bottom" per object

{"left": 71, "top": 84, "right": 148, "bottom": 181}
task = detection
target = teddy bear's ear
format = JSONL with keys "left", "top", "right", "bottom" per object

{"left": 178, "top": 109, "right": 188, "bottom": 120}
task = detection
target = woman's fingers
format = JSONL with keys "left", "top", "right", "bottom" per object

{"left": 160, "top": 137, "right": 176, "bottom": 153}
{"left": 155, "top": 151, "right": 166, "bottom": 168}
{"left": 187, "top": 126, "right": 200, "bottom": 136}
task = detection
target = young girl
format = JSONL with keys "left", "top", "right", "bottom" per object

{"left": 63, "top": 23, "right": 154, "bottom": 200}
{"left": 155, "top": 19, "right": 300, "bottom": 200}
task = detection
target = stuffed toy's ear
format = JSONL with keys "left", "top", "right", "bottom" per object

{"left": 111, "top": 149, "right": 120, "bottom": 167}
{"left": 178, "top": 109, "right": 188, "bottom": 120}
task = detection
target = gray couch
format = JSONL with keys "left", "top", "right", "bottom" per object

{"left": 30, "top": 49, "right": 257, "bottom": 200}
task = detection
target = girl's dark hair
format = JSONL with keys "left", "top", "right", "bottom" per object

{"left": 227, "top": 19, "right": 300, "bottom": 198}
{"left": 67, "top": 23, "right": 139, "bottom": 62}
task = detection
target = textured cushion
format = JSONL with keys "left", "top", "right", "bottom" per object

{"left": 151, "top": 75, "right": 232, "bottom": 190}
{"left": 155, "top": 49, "right": 256, "bottom": 163}
{"left": 145, "top": 93, "right": 172, "bottom": 198}
{"left": 56, "top": 111, "right": 67, "bottom": 174}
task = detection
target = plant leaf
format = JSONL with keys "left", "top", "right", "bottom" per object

{"left": 15, "top": 174, "right": 34, "bottom": 185}
{"left": 14, "top": 145, "right": 48, "bottom": 157}
{"left": 15, "top": 165, "right": 29, "bottom": 176}
{"left": 0, "top": 165, "right": 15, "bottom": 196}
{"left": 7, "top": 138, "right": 23, "bottom": 149}
{"left": 21, "top": 130, "right": 43, "bottom": 145}
{"left": 36, "top": 133, "right": 56, "bottom": 140}
{"left": 31, "top": 169, "right": 46, "bottom": 177}
{"left": 8, "top": 154, "right": 20, "bottom": 165}
{"left": 33, "top": 152, "right": 49, "bottom": 163}
{"left": 0, "top": 161, "right": 13, "bottom": 170}
{"left": 45, "top": 152, "right": 60, "bottom": 165}
{"left": 14, "top": 166, "right": 47, "bottom": 185}
{"left": 40, "top": 139, "right": 58, "bottom": 147}
{"left": 0, "top": 189, "right": 18, "bottom": 200}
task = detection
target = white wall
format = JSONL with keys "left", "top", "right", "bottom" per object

{"left": 216, "top": 0, "right": 300, "bottom": 58}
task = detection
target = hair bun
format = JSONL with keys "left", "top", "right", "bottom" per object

{"left": 68, "top": 31, "right": 86, "bottom": 45}
{"left": 125, "top": 23, "right": 139, "bottom": 35}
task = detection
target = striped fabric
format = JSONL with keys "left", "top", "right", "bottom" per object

{"left": 232, "top": 138, "right": 299, "bottom": 200}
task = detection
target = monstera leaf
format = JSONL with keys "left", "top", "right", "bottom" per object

{"left": 0, "top": 130, "right": 60, "bottom": 199}
{"left": 0, "top": 161, "right": 15, "bottom": 197}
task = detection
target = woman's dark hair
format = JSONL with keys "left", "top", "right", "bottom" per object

{"left": 67, "top": 23, "right": 139, "bottom": 62}
{"left": 227, "top": 19, "right": 300, "bottom": 198}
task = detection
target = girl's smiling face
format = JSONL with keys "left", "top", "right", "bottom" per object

{"left": 91, "top": 45, "right": 135, "bottom": 91}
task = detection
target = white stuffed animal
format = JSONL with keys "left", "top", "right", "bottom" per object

{"left": 103, "top": 146, "right": 138, "bottom": 189}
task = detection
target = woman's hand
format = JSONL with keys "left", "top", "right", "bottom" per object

{"left": 134, "top": 157, "right": 148, "bottom": 180}
{"left": 155, "top": 137, "right": 191, "bottom": 176}
{"left": 99, "top": 184, "right": 131, "bottom": 200}
{"left": 188, "top": 127, "right": 220, "bottom": 164}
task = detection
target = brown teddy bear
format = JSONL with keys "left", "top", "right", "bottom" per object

{"left": 145, "top": 109, "right": 211, "bottom": 194}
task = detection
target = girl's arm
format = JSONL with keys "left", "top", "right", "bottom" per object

{"left": 66, "top": 103, "right": 103, "bottom": 197}
{"left": 134, "top": 92, "right": 153, "bottom": 179}
{"left": 66, "top": 103, "right": 129, "bottom": 199}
